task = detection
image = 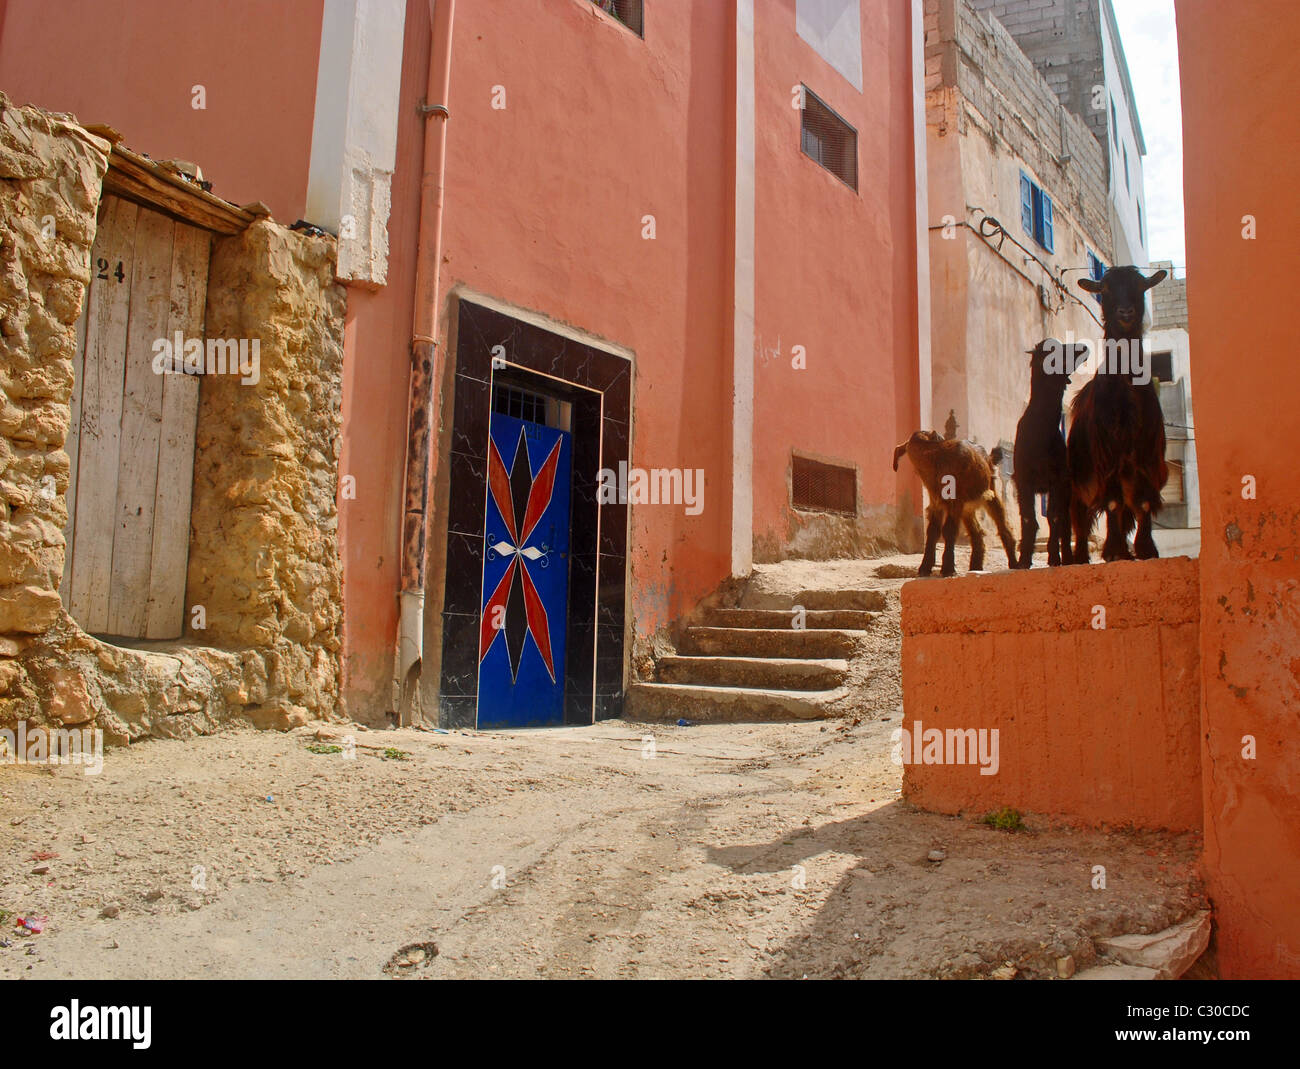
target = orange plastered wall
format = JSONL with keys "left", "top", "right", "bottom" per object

{"left": 425, "top": 0, "right": 733, "bottom": 643}
{"left": 1176, "top": 0, "right": 1300, "bottom": 980}
{"left": 0, "top": 0, "right": 323, "bottom": 224}
{"left": 751, "top": 0, "right": 921, "bottom": 553}
{"left": 900, "top": 558, "right": 1203, "bottom": 832}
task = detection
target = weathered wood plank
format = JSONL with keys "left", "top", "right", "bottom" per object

{"left": 102, "top": 145, "right": 255, "bottom": 236}
{"left": 69, "top": 196, "right": 138, "bottom": 634}
{"left": 59, "top": 231, "right": 94, "bottom": 605}
{"left": 144, "top": 222, "right": 210, "bottom": 639}
{"left": 106, "top": 206, "right": 175, "bottom": 637}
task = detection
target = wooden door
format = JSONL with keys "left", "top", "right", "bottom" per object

{"left": 62, "top": 195, "right": 210, "bottom": 640}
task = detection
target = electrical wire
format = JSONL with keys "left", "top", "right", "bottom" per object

{"left": 929, "top": 208, "right": 1106, "bottom": 329}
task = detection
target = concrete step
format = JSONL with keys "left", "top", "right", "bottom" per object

{"left": 678, "top": 626, "right": 863, "bottom": 659}
{"left": 701, "top": 607, "right": 876, "bottom": 630}
{"left": 626, "top": 682, "right": 844, "bottom": 722}
{"left": 740, "top": 587, "right": 889, "bottom": 612}
{"left": 656, "top": 654, "right": 849, "bottom": 690}
{"left": 795, "top": 588, "right": 888, "bottom": 612}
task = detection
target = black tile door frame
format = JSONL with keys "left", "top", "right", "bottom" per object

{"left": 438, "top": 296, "right": 632, "bottom": 729}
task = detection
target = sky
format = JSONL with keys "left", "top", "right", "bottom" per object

{"left": 1110, "top": 0, "right": 1186, "bottom": 275}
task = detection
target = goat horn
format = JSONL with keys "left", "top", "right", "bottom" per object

{"left": 892, "top": 443, "right": 908, "bottom": 472}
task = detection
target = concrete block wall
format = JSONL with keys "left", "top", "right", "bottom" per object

{"left": 1149, "top": 259, "right": 1189, "bottom": 330}
{"left": 967, "top": 0, "right": 1108, "bottom": 150}
{"left": 926, "top": 0, "right": 1110, "bottom": 250}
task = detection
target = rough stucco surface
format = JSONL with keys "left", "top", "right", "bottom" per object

{"left": 0, "top": 97, "right": 346, "bottom": 741}
{"left": 186, "top": 220, "right": 347, "bottom": 728}
{"left": 1177, "top": 0, "right": 1300, "bottom": 979}
{"left": 901, "top": 557, "right": 1203, "bottom": 832}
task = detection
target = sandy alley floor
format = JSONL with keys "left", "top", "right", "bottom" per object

{"left": 0, "top": 707, "right": 1204, "bottom": 979}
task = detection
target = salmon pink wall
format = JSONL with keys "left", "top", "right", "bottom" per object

{"left": 334, "top": 3, "right": 431, "bottom": 721}
{"left": 0, "top": 0, "right": 323, "bottom": 224}
{"left": 1177, "top": 0, "right": 1300, "bottom": 980}
{"left": 901, "top": 558, "right": 1203, "bottom": 832}
{"left": 752, "top": 0, "right": 920, "bottom": 560}
{"left": 427, "top": 0, "right": 733, "bottom": 648}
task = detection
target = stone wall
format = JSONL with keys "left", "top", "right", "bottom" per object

{"left": 0, "top": 95, "right": 108, "bottom": 636}
{"left": 186, "top": 220, "right": 346, "bottom": 727}
{"left": 0, "top": 94, "right": 346, "bottom": 741}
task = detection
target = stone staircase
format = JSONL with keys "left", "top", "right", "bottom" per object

{"left": 626, "top": 580, "right": 891, "bottom": 722}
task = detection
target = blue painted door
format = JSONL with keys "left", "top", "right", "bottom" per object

{"left": 477, "top": 411, "right": 571, "bottom": 728}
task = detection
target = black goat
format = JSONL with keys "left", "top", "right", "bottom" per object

{"left": 1070, "top": 266, "right": 1168, "bottom": 561}
{"left": 1012, "top": 338, "right": 1089, "bottom": 567}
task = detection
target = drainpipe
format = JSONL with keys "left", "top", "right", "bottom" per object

{"left": 399, "top": 0, "right": 455, "bottom": 722}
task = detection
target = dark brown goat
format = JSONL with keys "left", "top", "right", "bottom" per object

{"left": 1012, "top": 338, "right": 1090, "bottom": 567}
{"left": 893, "top": 431, "right": 1017, "bottom": 577}
{"left": 1069, "top": 266, "right": 1168, "bottom": 561}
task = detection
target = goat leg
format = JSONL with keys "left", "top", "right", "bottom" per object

{"left": 982, "top": 493, "right": 1017, "bottom": 569}
{"left": 1016, "top": 487, "right": 1038, "bottom": 569}
{"left": 918, "top": 508, "right": 942, "bottom": 576}
{"left": 966, "top": 515, "right": 986, "bottom": 572}
{"left": 1069, "top": 495, "right": 1092, "bottom": 564}
{"left": 940, "top": 513, "right": 959, "bottom": 577}
{"left": 1133, "top": 500, "right": 1160, "bottom": 560}
{"left": 1102, "top": 502, "right": 1134, "bottom": 561}
{"left": 1046, "top": 484, "right": 1069, "bottom": 567}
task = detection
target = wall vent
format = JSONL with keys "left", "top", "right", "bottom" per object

{"left": 792, "top": 455, "right": 857, "bottom": 515}
{"left": 800, "top": 86, "right": 858, "bottom": 190}
{"left": 593, "top": 0, "right": 644, "bottom": 37}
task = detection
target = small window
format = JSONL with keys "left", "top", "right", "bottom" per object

{"left": 1123, "top": 143, "right": 1130, "bottom": 192}
{"left": 792, "top": 455, "right": 857, "bottom": 515}
{"left": 1110, "top": 97, "right": 1118, "bottom": 147}
{"left": 592, "top": 0, "right": 643, "bottom": 36}
{"left": 800, "top": 87, "right": 858, "bottom": 190}
{"left": 1020, "top": 171, "right": 1054, "bottom": 253}
{"left": 1086, "top": 250, "right": 1106, "bottom": 303}
{"left": 1137, "top": 200, "right": 1144, "bottom": 244}
{"left": 1151, "top": 350, "right": 1174, "bottom": 383}
{"left": 1162, "top": 459, "right": 1185, "bottom": 505}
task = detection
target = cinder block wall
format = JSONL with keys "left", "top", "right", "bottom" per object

{"left": 900, "top": 557, "right": 1202, "bottom": 831}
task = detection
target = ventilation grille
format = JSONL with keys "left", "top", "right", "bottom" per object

{"left": 593, "top": 0, "right": 644, "bottom": 36}
{"left": 800, "top": 87, "right": 858, "bottom": 190}
{"left": 792, "top": 456, "right": 857, "bottom": 515}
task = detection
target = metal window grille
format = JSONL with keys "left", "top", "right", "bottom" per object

{"left": 792, "top": 455, "right": 857, "bottom": 515}
{"left": 493, "top": 384, "right": 547, "bottom": 425}
{"left": 592, "top": 0, "right": 643, "bottom": 36}
{"left": 800, "top": 87, "right": 858, "bottom": 190}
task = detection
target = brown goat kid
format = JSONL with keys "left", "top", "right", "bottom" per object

{"left": 893, "top": 431, "right": 1017, "bottom": 577}
{"left": 1070, "top": 266, "right": 1168, "bottom": 562}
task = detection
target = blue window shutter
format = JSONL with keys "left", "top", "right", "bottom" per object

{"left": 1020, "top": 172, "right": 1033, "bottom": 236}
{"left": 1041, "top": 193, "right": 1054, "bottom": 252}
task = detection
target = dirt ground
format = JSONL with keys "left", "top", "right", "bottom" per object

{"left": 0, "top": 709, "right": 1205, "bottom": 979}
